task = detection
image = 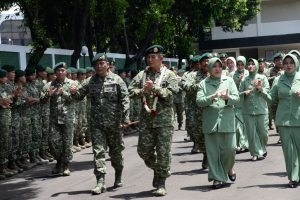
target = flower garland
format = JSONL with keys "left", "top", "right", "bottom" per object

{"left": 142, "top": 66, "right": 167, "bottom": 117}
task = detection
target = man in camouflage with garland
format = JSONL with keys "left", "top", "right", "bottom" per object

{"left": 128, "top": 45, "right": 179, "bottom": 196}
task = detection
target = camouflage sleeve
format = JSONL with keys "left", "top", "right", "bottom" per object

{"left": 269, "top": 76, "right": 279, "bottom": 104}
{"left": 61, "top": 80, "right": 77, "bottom": 102}
{"left": 196, "top": 80, "right": 213, "bottom": 107}
{"left": 40, "top": 82, "right": 51, "bottom": 103}
{"left": 128, "top": 71, "right": 144, "bottom": 98}
{"left": 118, "top": 77, "right": 130, "bottom": 123}
{"left": 72, "top": 79, "right": 89, "bottom": 100}
{"left": 152, "top": 70, "right": 179, "bottom": 101}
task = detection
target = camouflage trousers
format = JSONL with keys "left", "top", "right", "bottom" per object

{"left": 11, "top": 108, "right": 21, "bottom": 160}
{"left": 137, "top": 126, "right": 173, "bottom": 178}
{"left": 21, "top": 114, "right": 32, "bottom": 158}
{"left": 30, "top": 109, "right": 42, "bottom": 154}
{"left": 194, "top": 108, "right": 206, "bottom": 153}
{"left": 185, "top": 102, "right": 195, "bottom": 140}
{"left": 40, "top": 105, "right": 50, "bottom": 153}
{"left": 49, "top": 122, "right": 74, "bottom": 163}
{"left": 130, "top": 98, "right": 142, "bottom": 122}
{"left": 91, "top": 126, "right": 125, "bottom": 176}
{"left": 0, "top": 109, "right": 11, "bottom": 164}
{"left": 173, "top": 103, "right": 184, "bottom": 128}
{"left": 86, "top": 98, "right": 91, "bottom": 142}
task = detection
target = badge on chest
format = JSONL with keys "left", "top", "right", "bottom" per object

{"left": 104, "top": 83, "right": 116, "bottom": 93}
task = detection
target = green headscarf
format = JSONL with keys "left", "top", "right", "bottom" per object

{"left": 282, "top": 54, "right": 299, "bottom": 76}
{"left": 247, "top": 58, "right": 258, "bottom": 77}
{"left": 208, "top": 57, "right": 222, "bottom": 78}
{"left": 236, "top": 56, "right": 246, "bottom": 68}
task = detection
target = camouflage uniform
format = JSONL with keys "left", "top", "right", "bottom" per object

{"left": 181, "top": 71, "right": 193, "bottom": 139}
{"left": 26, "top": 82, "right": 42, "bottom": 160}
{"left": 183, "top": 70, "right": 207, "bottom": 153}
{"left": 41, "top": 78, "right": 77, "bottom": 166}
{"left": 128, "top": 66, "right": 178, "bottom": 182}
{"left": 76, "top": 80, "right": 88, "bottom": 146}
{"left": 173, "top": 76, "right": 184, "bottom": 130}
{"left": 74, "top": 71, "right": 129, "bottom": 177}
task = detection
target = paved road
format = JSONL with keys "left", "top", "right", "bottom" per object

{"left": 1, "top": 128, "right": 299, "bottom": 200}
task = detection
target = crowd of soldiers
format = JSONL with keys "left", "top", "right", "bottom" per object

{"left": 1, "top": 44, "right": 300, "bottom": 197}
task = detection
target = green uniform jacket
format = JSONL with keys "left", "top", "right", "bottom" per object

{"left": 196, "top": 75, "right": 240, "bottom": 134}
{"left": 239, "top": 74, "right": 270, "bottom": 115}
{"left": 128, "top": 66, "right": 179, "bottom": 128}
{"left": 270, "top": 72, "right": 300, "bottom": 126}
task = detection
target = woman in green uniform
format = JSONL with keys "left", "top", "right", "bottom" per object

{"left": 269, "top": 53, "right": 300, "bottom": 188}
{"left": 239, "top": 58, "right": 270, "bottom": 161}
{"left": 197, "top": 57, "right": 239, "bottom": 189}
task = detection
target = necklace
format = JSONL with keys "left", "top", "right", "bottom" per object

{"left": 142, "top": 66, "right": 167, "bottom": 117}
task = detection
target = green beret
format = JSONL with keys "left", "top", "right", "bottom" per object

{"left": 1, "top": 65, "right": 15, "bottom": 72}
{"left": 258, "top": 58, "right": 266, "bottom": 63}
{"left": 67, "top": 68, "right": 72, "bottom": 74}
{"left": 86, "top": 67, "right": 95, "bottom": 73}
{"left": 145, "top": 45, "right": 164, "bottom": 56}
{"left": 46, "top": 67, "right": 54, "bottom": 74}
{"left": 273, "top": 52, "right": 284, "bottom": 60}
{"left": 77, "top": 68, "right": 86, "bottom": 74}
{"left": 15, "top": 69, "right": 25, "bottom": 78}
{"left": 92, "top": 53, "right": 107, "bottom": 65}
{"left": 219, "top": 53, "right": 228, "bottom": 58}
{"left": 177, "top": 69, "right": 186, "bottom": 74}
{"left": 0, "top": 69, "right": 7, "bottom": 78}
{"left": 200, "top": 53, "right": 213, "bottom": 61}
{"left": 36, "top": 65, "right": 46, "bottom": 72}
{"left": 69, "top": 67, "right": 78, "bottom": 74}
{"left": 54, "top": 62, "right": 67, "bottom": 71}
{"left": 191, "top": 55, "right": 201, "bottom": 64}
{"left": 25, "top": 68, "right": 36, "bottom": 76}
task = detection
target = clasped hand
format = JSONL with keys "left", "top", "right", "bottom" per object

{"left": 211, "top": 89, "right": 229, "bottom": 100}
{"left": 143, "top": 78, "right": 154, "bottom": 92}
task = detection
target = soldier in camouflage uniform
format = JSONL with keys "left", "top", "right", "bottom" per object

{"left": 0, "top": 69, "right": 14, "bottom": 179}
{"left": 173, "top": 69, "right": 185, "bottom": 130}
{"left": 267, "top": 53, "right": 284, "bottom": 139}
{"left": 70, "top": 53, "right": 130, "bottom": 195}
{"left": 35, "top": 65, "right": 54, "bottom": 162}
{"left": 182, "top": 56, "right": 201, "bottom": 146}
{"left": 184, "top": 53, "right": 211, "bottom": 168}
{"left": 128, "top": 45, "right": 179, "bottom": 196}
{"left": 25, "top": 68, "right": 48, "bottom": 166}
{"left": 1, "top": 65, "right": 20, "bottom": 175}
{"left": 41, "top": 62, "right": 78, "bottom": 176}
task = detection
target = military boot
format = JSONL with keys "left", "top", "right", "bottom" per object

{"left": 0, "top": 164, "right": 7, "bottom": 180}
{"left": 4, "top": 164, "right": 17, "bottom": 177}
{"left": 191, "top": 144, "right": 200, "bottom": 154}
{"left": 7, "top": 160, "right": 23, "bottom": 173}
{"left": 30, "top": 152, "right": 40, "bottom": 166}
{"left": 20, "top": 157, "right": 32, "bottom": 170}
{"left": 92, "top": 174, "right": 106, "bottom": 195}
{"left": 36, "top": 154, "right": 49, "bottom": 164}
{"left": 52, "top": 160, "right": 62, "bottom": 175}
{"left": 73, "top": 145, "right": 81, "bottom": 152}
{"left": 202, "top": 153, "right": 208, "bottom": 169}
{"left": 39, "top": 150, "right": 50, "bottom": 162}
{"left": 154, "top": 178, "right": 167, "bottom": 196}
{"left": 85, "top": 137, "right": 92, "bottom": 148}
{"left": 79, "top": 138, "right": 86, "bottom": 149}
{"left": 114, "top": 169, "right": 123, "bottom": 188}
{"left": 45, "top": 151, "right": 54, "bottom": 162}
{"left": 16, "top": 158, "right": 30, "bottom": 170}
{"left": 62, "top": 162, "right": 70, "bottom": 176}
{"left": 152, "top": 171, "right": 159, "bottom": 188}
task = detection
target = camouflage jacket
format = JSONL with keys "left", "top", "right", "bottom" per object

{"left": 173, "top": 76, "right": 185, "bottom": 104}
{"left": 25, "top": 82, "right": 41, "bottom": 115}
{"left": 74, "top": 71, "right": 130, "bottom": 128}
{"left": 183, "top": 70, "right": 208, "bottom": 103}
{"left": 41, "top": 78, "right": 77, "bottom": 125}
{"left": 128, "top": 66, "right": 179, "bottom": 128}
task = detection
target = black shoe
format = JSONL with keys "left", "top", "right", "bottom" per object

{"left": 228, "top": 173, "right": 236, "bottom": 182}
{"left": 288, "top": 181, "right": 298, "bottom": 188}
{"left": 263, "top": 152, "right": 268, "bottom": 158}
{"left": 212, "top": 181, "right": 224, "bottom": 189}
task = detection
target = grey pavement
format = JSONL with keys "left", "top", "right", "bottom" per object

{"left": 0, "top": 128, "right": 299, "bottom": 200}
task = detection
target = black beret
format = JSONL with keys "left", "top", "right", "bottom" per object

{"left": 25, "top": 68, "right": 36, "bottom": 76}
{"left": 2, "top": 65, "right": 15, "bottom": 72}
{"left": 15, "top": 69, "right": 25, "bottom": 78}
{"left": 36, "top": 65, "right": 46, "bottom": 72}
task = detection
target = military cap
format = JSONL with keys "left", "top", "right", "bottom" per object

{"left": 36, "top": 65, "right": 46, "bottom": 72}
{"left": 77, "top": 68, "right": 86, "bottom": 74}
{"left": 69, "top": 67, "right": 78, "bottom": 74}
{"left": 54, "top": 62, "right": 67, "bottom": 71}
{"left": 1, "top": 64, "right": 15, "bottom": 72}
{"left": 25, "top": 68, "right": 36, "bottom": 76}
{"left": 200, "top": 52, "right": 213, "bottom": 61}
{"left": 0, "top": 69, "right": 7, "bottom": 78}
{"left": 258, "top": 58, "right": 266, "bottom": 63}
{"left": 92, "top": 53, "right": 107, "bottom": 65}
{"left": 190, "top": 55, "right": 201, "bottom": 64}
{"left": 86, "top": 67, "right": 95, "bottom": 73}
{"left": 219, "top": 53, "right": 228, "bottom": 58}
{"left": 273, "top": 52, "right": 284, "bottom": 60}
{"left": 15, "top": 69, "right": 25, "bottom": 78}
{"left": 145, "top": 45, "right": 164, "bottom": 56}
{"left": 118, "top": 69, "right": 125, "bottom": 74}
{"left": 66, "top": 68, "right": 72, "bottom": 74}
{"left": 46, "top": 67, "right": 54, "bottom": 74}
{"left": 177, "top": 69, "right": 186, "bottom": 74}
